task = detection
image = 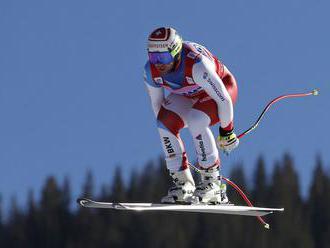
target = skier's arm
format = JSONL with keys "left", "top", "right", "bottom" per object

{"left": 143, "top": 68, "right": 165, "bottom": 117}
{"left": 192, "top": 57, "right": 239, "bottom": 154}
{"left": 222, "top": 65, "right": 237, "bottom": 96}
{"left": 192, "top": 57, "right": 234, "bottom": 131}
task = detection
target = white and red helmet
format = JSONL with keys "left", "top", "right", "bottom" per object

{"left": 147, "top": 27, "right": 183, "bottom": 58}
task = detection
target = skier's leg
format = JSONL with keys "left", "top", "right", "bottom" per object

{"left": 187, "top": 109, "right": 219, "bottom": 169}
{"left": 187, "top": 95, "right": 228, "bottom": 204}
{"left": 157, "top": 94, "right": 193, "bottom": 171}
{"left": 157, "top": 94, "right": 196, "bottom": 203}
{"left": 188, "top": 94, "right": 220, "bottom": 169}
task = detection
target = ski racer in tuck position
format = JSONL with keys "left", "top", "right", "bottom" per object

{"left": 144, "top": 27, "right": 239, "bottom": 205}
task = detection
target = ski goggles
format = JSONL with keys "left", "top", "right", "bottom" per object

{"left": 148, "top": 51, "right": 175, "bottom": 65}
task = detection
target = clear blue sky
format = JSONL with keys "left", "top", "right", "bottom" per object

{"left": 0, "top": 0, "right": 329, "bottom": 210}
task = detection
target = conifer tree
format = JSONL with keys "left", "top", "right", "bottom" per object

{"left": 127, "top": 168, "right": 139, "bottom": 201}
{"left": 228, "top": 164, "right": 248, "bottom": 203}
{"left": 253, "top": 156, "right": 269, "bottom": 205}
{"left": 156, "top": 156, "right": 171, "bottom": 200}
{"left": 60, "top": 176, "right": 73, "bottom": 246}
{"left": 136, "top": 160, "right": 157, "bottom": 201}
{"left": 111, "top": 166, "right": 127, "bottom": 202}
{"left": 248, "top": 156, "right": 269, "bottom": 248}
{"left": 268, "top": 154, "right": 313, "bottom": 248}
{"left": 123, "top": 168, "right": 148, "bottom": 248}
{"left": 103, "top": 166, "right": 129, "bottom": 247}
{"left": 1, "top": 154, "right": 330, "bottom": 248}
{"left": 81, "top": 169, "right": 95, "bottom": 199}
{"left": 25, "top": 190, "right": 41, "bottom": 248}
{"left": 74, "top": 170, "right": 104, "bottom": 248}
{"left": 226, "top": 165, "right": 251, "bottom": 247}
{"left": 7, "top": 196, "right": 27, "bottom": 247}
{"left": 0, "top": 194, "right": 4, "bottom": 246}
{"left": 39, "top": 176, "right": 66, "bottom": 248}
{"left": 309, "top": 156, "right": 330, "bottom": 248}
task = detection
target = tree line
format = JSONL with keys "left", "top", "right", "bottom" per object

{"left": 0, "top": 153, "right": 329, "bottom": 248}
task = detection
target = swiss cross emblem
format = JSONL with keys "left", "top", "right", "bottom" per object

{"left": 150, "top": 28, "right": 168, "bottom": 40}
{"left": 154, "top": 77, "right": 163, "bottom": 85}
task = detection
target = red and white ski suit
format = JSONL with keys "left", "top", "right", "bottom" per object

{"left": 144, "top": 41, "right": 238, "bottom": 171}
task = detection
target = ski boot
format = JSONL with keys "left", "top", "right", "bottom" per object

{"left": 161, "top": 168, "right": 196, "bottom": 204}
{"left": 189, "top": 166, "right": 229, "bottom": 204}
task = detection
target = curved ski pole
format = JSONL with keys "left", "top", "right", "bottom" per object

{"left": 188, "top": 90, "right": 318, "bottom": 227}
{"left": 237, "top": 89, "right": 319, "bottom": 139}
{"left": 189, "top": 163, "right": 270, "bottom": 229}
{"left": 221, "top": 177, "right": 269, "bottom": 229}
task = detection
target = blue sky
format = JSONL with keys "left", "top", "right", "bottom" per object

{"left": 0, "top": 0, "right": 329, "bottom": 211}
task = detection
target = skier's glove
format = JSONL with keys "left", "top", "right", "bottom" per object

{"left": 216, "top": 128, "right": 239, "bottom": 155}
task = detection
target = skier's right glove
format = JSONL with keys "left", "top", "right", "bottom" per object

{"left": 216, "top": 128, "right": 239, "bottom": 155}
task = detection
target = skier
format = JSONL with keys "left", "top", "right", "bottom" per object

{"left": 144, "top": 27, "right": 239, "bottom": 204}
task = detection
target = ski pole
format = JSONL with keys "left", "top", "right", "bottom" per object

{"left": 190, "top": 89, "right": 318, "bottom": 228}
{"left": 189, "top": 163, "right": 271, "bottom": 229}
{"left": 237, "top": 89, "right": 319, "bottom": 139}
{"left": 221, "top": 88, "right": 318, "bottom": 228}
{"left": 221, "top": 177, "right": 270, "bottom": 229}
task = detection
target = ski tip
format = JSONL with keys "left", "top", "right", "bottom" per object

{"left": 312, "top": 88, "right": 319, "bottom": 96}
{"left": 76, "top": 198, "right": 91, "bottom": 206}
{"left": 76, "top": 198, "right": 84, "bottom": 204}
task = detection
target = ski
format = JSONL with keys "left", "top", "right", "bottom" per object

{"left": 77, "top": 198, "right": 284, "bottom": 217}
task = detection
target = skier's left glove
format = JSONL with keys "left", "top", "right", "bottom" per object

{"left": 216, "top": 127, "right": 239, "bottom": 155}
